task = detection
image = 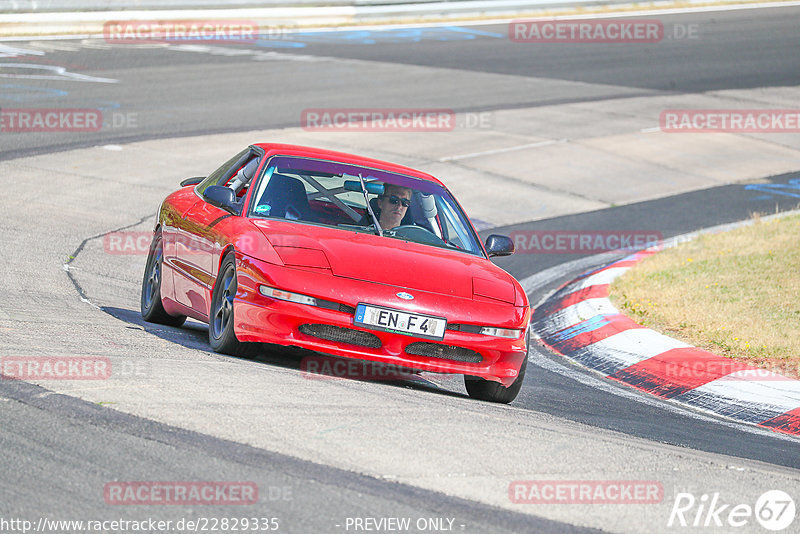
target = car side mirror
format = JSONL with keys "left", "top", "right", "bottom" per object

{"left": 485, "top": 234, "right": 515, "bottom": 257}
{"left": 180, "top": 176, "right": 204, "bottom": 187}
{"left": 203, "top": 185, "right": 238, "bottom": 214}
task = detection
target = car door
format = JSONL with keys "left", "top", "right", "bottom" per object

{"left": 174, "top": 200, "right": 231, "bottom": 316}
{"left": 168, "top": 147, "right": 258, "bottom": 315}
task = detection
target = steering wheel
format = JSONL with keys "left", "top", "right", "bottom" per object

{"left": 389, "top": 225, "right": 446, "bottom": 246}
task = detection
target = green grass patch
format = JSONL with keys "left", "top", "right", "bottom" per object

{"left": 609, "top": 214, "right": 800, "bottom": 379}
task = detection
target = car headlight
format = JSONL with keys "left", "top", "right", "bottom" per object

{"left": 259, "top": 285, "right": 317, "bottom": 306}
{"left": 479, "top": 327, "right": 523, "bottom": 339}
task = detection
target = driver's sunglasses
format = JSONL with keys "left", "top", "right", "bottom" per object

{"left": 385, "top": 195, "right": 411, "bottom": 208}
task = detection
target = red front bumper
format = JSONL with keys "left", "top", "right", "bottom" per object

{"left": 234, "top": 254, "right": 529, "bottom": 387}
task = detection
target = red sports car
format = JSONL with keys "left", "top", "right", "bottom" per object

{"left": 141, "top": 144, "right": 530, "bottom": 402}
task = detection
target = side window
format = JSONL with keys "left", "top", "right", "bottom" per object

{"left": 224, "top": 153, "right": 262, "bottom": 199}
{"left": 439, "top": 208, "right": 461, "bottom": 248}
{"left": 195, "top": 148, "right": 251, "bottom": 197}
{"left": 250, "top": 166, "right": 310, "bottom": 221}
{"left": 435, "top": 196, "right": 481, "bottom": 255}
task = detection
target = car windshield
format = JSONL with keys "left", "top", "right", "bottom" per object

{"left": 248, "top": 155, "right": 483, "bottom": 256}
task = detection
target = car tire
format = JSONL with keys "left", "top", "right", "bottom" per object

{"left": 141, "top": 232, "right": 186, "bottom": 328}
{"left": 464, "top": 331, "right": 529, "bottom": 404}
{"left": 208, "top": 253, "right": 255, "bottom": 357}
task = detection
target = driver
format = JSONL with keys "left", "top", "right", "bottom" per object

{"left": 377, "top": 184, "right": 413, "bottom": 230}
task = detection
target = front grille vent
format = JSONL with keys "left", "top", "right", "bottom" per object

{"left": 447, "top": 323, "right": 482, "bottom": 334}
{"left": 338, "top": 303, "right": 356, "bottom": 315}
{"left": 405, "top": 342, "right": 482, "bottom": 363}
{"left": 314, "top": 299, "right": 355, "bottom": 315}
{"left": 299, "top": 324, "right": 381, "bottom": 348}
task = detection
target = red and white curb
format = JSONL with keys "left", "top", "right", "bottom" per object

{"left": 531, "top": 249, "right": 800, "bottom": 436}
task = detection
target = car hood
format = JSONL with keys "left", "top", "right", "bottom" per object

{"left": 250, "top": 220, "right": 517, "bottom": 303}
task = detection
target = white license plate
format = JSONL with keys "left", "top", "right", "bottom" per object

{"left": 354, "top": 304, "right": 447, "bottom": 340}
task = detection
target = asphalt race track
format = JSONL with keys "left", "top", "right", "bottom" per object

{"left": 1, "top": 4, "right": 800, "bottom": 533}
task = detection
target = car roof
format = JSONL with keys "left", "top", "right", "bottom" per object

{"left": 252, "top": 143, "right": 445, "bottom": 186}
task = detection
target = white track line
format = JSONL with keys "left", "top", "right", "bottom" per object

{"left": 439, "top": 139, "right": 565, "bottom": 162}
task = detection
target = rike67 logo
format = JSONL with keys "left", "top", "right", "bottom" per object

{"left": 669, "top": 490, "right": 795, "bottom": 531}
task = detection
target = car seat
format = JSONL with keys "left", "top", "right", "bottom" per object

{"left": 255, "top": 173, "right": 311, "bottom": 221}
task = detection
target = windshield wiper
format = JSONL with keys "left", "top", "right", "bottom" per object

{"left": 357, "top": 173, "right": 382, "bottom": 236}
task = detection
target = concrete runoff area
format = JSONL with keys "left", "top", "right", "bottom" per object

{"left": 6, "top": 86, "right": 799, "bottom": 230}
